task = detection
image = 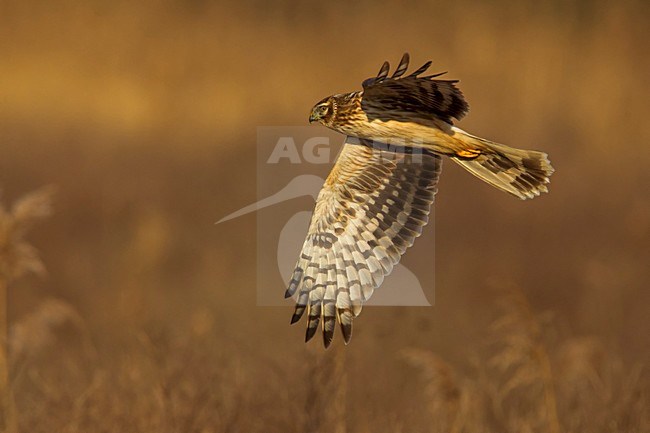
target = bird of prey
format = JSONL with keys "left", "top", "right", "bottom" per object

{"left": 287, "top": 53, "right": 554, "bottom": 347}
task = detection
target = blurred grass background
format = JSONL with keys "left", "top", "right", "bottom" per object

{"left": 1, "top": 0, "right": 648, "bottom": 431}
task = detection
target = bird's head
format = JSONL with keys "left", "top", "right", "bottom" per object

{"left": 309, "top": 96, "right": 336, "bottom": 126}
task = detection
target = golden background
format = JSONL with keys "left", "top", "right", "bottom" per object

{"left": 1, "top": 0, "right": 648, "bottom": 431}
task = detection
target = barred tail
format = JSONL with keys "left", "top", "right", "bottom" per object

{"left": 450, "top": 128, "right": 554, "bottom": 200}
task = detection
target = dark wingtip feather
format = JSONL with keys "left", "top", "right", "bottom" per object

{"left": 407, "top": 60, "right": 432, "bottom": 78}
{"left": 391, "top": 53, "right": 410, "bottom": 78}
{"left": 323, "top": 331, "right": 333, "bottom": 348}
{"left": 377, "top": 61, "right": 390, "bottom": 81}
{"left": 290, "top": 312, "right": 302, "bottom": 324}
{"left": 338, "top": 309, "right": 353, "bottom": 344}
{"left": 342, "top": 324, "right": 352, "bottom": 344}
{"left": 291, "top": 302, "right": 306, "bottom": 324}
{"left": 322, "top": 317, "right": 335, "bottom": 348}
{"left": 290, "top": 291, "right": 309, "bottom": 323}
{"left": 424, "top": 71, "right": 448, "bottom": 79}
{"left": 305, "top": 322, "right": 318, "bottom": 342}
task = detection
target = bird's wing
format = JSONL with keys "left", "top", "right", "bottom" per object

{"left": 285, "top": 137, "right": 442, "bottom": 347}
{"left": 361, "top": 53, "right": 469, "bottom": 124}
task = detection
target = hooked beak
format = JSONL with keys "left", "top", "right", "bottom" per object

{"left": 309, "top": 112, "right": 317, "bottom": 123}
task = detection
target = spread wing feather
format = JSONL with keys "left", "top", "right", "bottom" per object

{"left": 286, "top": 137, "right": 442, "bottom": 347}
{"left": 361, "top": 52, "right": 469, "bottom": 124}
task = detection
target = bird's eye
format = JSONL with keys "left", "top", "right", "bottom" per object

{"left": 318, "top": 105, "right": 329, "bottom": 114}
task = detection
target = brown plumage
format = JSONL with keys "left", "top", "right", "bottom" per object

{"left": 290, "top": 53, "right": 554, "bottom": 347}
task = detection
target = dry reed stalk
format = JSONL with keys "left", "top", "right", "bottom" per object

{"left": 0, "top": 187, "right": 53, "bottom": 433}
{"left": 302, "top": 344, "right": 347, "bottom": 433}
{"left": 0, "top": 278, "right": 17, "bottom": 433}
{"left": 489, "top": 284, "right": 560, "bottom": 433}
{"left": 9, "top": 298, "right": 87, "bottom": 368}
{"left": 401, "top": 349, "right": 462, "bottom": 433}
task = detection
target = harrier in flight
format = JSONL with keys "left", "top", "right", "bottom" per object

{"left": 287, "top": 53, "right": 553, "bottom": 347}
